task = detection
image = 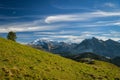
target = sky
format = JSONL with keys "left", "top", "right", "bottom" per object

{"left": 1, "top": 0, "right": 120, "bottom": 43}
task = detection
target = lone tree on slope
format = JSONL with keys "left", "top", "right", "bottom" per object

{"left": 7, "top": 31, "right": 17, "bottom": 41}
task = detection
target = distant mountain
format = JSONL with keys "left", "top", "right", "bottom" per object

{"left": 29, "top": 37, "right": 120, "bottom": 58}
{"left": 29, "top": 39, "right": 77, "bottom": 56}
{"left": 73, "top": 37, "right": 120, "bottom": 58}
{"left": 29, "top": 39, "right": 61, "bottom": 51}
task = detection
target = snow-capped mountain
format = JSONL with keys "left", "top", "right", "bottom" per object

{"left": 29, "top": 37, "right": 120, "bottom": 58}
{"left": 30, "top": 39, "right": 60, "bottom": 46}
{"left": 29, "top": 39, "right": 77, "bottom": 56}
{"left": 30, "top": 38, "right": 74, "bottom": 45}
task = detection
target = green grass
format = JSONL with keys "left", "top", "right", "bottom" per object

{"left": 0, "top": 37, "right": 120, "bottom": 80}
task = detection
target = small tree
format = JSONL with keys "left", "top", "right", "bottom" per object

{"left": 7, "top": 31, "right": 17, "bottom": 41}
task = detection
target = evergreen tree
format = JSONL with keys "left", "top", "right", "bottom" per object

{"left": 7, "top": 31, "right": 17, "bottom": 41}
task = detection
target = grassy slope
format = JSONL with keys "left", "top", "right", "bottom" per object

{"left": 0, "top": 38, "right": 120, "bottom": 80}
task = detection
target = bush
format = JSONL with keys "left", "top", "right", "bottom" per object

{"left": 7, "top": 31, "right": 17, "bottom": 41}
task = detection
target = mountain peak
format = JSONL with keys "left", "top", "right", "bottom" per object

{"left": 29, "top": 38, "right": 59, "bottom": 45}
{"left": 91, "top": 37, "right": 98, "bottom": 40}
{"left": 82, "top": 37, "right": 101, "bottom": 43}
{"left": 106, "top": 39, "right": 114, "bottom": 41}
{"left": 105, "top": 39, "right": 118, "bottom": 44}
{"left": 84, "top": 37, "right": 99, "bottom": 41}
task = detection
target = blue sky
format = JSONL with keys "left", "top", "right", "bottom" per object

{"left": 1, "top": 0, "right": 120, "bottom": 43}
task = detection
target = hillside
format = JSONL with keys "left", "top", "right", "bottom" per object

{"left": 0, "top": 38, "right": 120, "bottom": 80}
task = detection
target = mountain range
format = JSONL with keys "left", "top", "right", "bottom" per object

{"left": 29, "top": 37, "right": 120, "bottom": 58}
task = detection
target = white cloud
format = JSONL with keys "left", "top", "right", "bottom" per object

{"left": 1, "top": 10, "right": 120, "bottom": 43}
{"left": 103, "top": 3, "right": 116, "bottom": 8}
{"left": 45, "top": 14, "right": 87, "bottom": 23}
{"left": 45, "top": 11, "right": 120, "bottom": 23}
{"left": 0, "top": 26, "right": 52, "bottom": 33}
{"left": 34, "top": 30, "right": 79, "bottom": 36}
{"left": 51, "top": 35, "right": 78, "bottom": 39}
{"left": 0, "top": 19, "right": 63, "bottom": 33}
{"left": 81, "top": 31, "right": 120, "bottom": 41}
{"left": 65, "top": 20, "right": 120, "bottom": 28}
{"left": 112, "top": 22, "right": 120, "bottom": 26}
{"left": 46, "top": 31, "right": 120, "bottom": 43}
{"left": 29, "top": 30, "right": 120, "bottom": 43}
{"left": 1, "top": 11, "right": 120, "bottom": 33}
